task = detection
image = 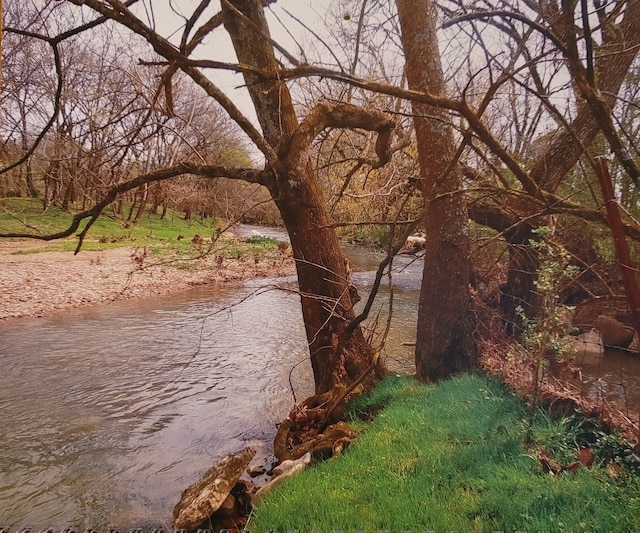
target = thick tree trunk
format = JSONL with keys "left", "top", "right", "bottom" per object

{"left": 223, "top": 0, "right": 385, "bottom": 395}
{"left": 0, "top": 0, "right": 3, "bottom": 94}
{"left": 275, "top": 162, "right": 384, "bottom": 394}
{"left": 61, "top": 181, "right": 74, "bottom": 211}
{"left": 397, "top": 0, "right": 477, "bottom": 381}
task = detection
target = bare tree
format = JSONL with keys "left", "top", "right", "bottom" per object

{"left": 293, "top": 0, "right": 640, "bottom": 343}
{"left": 0, "top": 2, "right": 59, "bottom": 197}
{"left": 1, "top": 1, "right": 393, "bottom": 425}
{"left": 439, "top": 0, "right": 640, "bottom": 331}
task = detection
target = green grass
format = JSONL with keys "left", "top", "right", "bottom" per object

{"left": 0, "top": 197, "right": 215, "bottom": 252}
{"left": 250, "top": 374, "right": 640, "bottom": 532}
{"left": 0, "top": 198, "right": 285, "bottom": 259}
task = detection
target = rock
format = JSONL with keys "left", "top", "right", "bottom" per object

{"left": 241, "top": 439, "right": 275, "bottom": 489}
{"left": 594, "top": 315, "right": 635, "bottom": 349}
{"left": 252, "top": 452, "right": 311, "bottom": 506}
{"left": 172, "top": 447, "right": 255, "bottom": 531}
{"left": 246, "top": 464, "right": 267, "bottom": 477}
{"left": 272, "top": 452, "right": 312, "bottom": 478}
{"left": 572, "top": 296, "right": 629, "bottom": 333}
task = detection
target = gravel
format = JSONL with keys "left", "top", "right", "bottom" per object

{"left": 0, "top": 241, "right": 295, "bottom": 320}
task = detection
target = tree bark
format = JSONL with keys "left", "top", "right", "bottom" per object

{"left": 223, "top": 0, "right": 386, "bottom": 395}
{"left": 396, "top": 0, "right": 477, "bottom": 381}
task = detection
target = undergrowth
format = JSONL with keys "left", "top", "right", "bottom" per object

{"left": 249, "top": 374, "right": 640, "bottom": 532}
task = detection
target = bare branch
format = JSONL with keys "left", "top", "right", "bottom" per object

{"left": 66, "top": 0, "right": 277, "bottom": 163}
{"left": 443, "top": 9, "right": 568, "bottom": 54}
{"left": 0, "top": 163, "right": 269, "bottom": 245}
{"left": 0, "top": 33, "right": 63, "bottom": 177}
{"left": 286, "top": 102, "right": 395, "bottom": 170}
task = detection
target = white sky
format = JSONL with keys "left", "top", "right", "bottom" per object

{"left": 145, "top": 0, "right": 335, "bottom": 156}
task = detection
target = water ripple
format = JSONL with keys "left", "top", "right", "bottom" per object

{"left": 0, "top": 279, "right": 311, "bottom": 527}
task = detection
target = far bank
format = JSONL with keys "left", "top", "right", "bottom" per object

{"left": 0, "top": 236, "right": 295, "bottom": 319}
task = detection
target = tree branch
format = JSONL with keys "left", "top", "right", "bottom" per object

{"left": 286, "top": 102, "right": 395, "bottom": 170}
{"left": 442, "top": 9, "right": 568, "bottom": 54}
{"left": 0, "top": 34, "right": 64, "bottom": 177}
{"left": 0, "top": 163, "right": 269, "bottom": 248}
{"left": 67, "top": 0, "right": 278, "bottom": 165}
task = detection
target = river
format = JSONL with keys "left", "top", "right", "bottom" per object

{"left": 0, "top": 230, "right": 420, "bottom": 529}
{"left": 1, "top": 228, "right": 639, "bottom": 528}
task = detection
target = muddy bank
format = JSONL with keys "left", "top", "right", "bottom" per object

{"left": 0, "top": 240, "right": 295, "bottom": 319}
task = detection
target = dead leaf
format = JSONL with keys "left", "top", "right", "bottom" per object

{"left": 579, "top": 446, "right": 593, "bottom": 467}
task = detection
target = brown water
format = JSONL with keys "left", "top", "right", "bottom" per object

{"left": 0, "top": 278, "right": 315, "bottom": 528}
{"left": 571, "top": 332, "right": 640, "bottom": 418}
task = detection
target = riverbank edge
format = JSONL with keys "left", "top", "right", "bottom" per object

{"left": 248, "top": 373, "right": 640, "bottom": 532}
{"left": 0, "top": 239, "right": 296, "bottom": 320}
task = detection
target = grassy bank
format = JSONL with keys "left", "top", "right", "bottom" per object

{"left": 250, "top": 374, "right": 640, "bottom": 532}
{"left": 0, "top": 198, "right": 284, "bottom": 259}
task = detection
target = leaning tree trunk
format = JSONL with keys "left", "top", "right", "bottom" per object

{"left": 275, "top": 161, "right": 383, "bottom": 395}
{"left": 397, "top": 0, "right": 477, "bottom": 381}
{"left": 223, "top": 0, "right": 386, "bottom": 397}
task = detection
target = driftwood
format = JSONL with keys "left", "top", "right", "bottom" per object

{"left": 275, "top": 420, "right": 359, "bottom": 462}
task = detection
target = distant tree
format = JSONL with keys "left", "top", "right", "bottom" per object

{"left": 0, "top": 1, "right": 56, "bottom": 197}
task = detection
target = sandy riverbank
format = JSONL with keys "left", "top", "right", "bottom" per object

{"left": 0, "top": 240, "right": 295, "bottom": 320}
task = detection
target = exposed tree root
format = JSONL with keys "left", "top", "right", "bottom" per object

{"left": 275, "top": 352, "right": 381, "bottom": 462}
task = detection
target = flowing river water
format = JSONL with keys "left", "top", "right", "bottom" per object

{"left": 1, "top": 228, "right": 639, "bottom": 528}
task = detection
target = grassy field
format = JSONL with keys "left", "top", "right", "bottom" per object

{"left": 0, "top": 198, "right": 284, "bottom": 258}
{"left": 250, "top": 374, "right": 640, "bottom": 532}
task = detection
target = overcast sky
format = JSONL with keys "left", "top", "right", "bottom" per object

{"left": 147, "top": 0, "right": 334, "bottom": 151}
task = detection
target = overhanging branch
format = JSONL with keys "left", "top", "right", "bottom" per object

{"left": 286, "top": 102, "right": 396, "bottom": 169}
{"left": 0, "top": 163, "right": 269, "bottom": 250}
